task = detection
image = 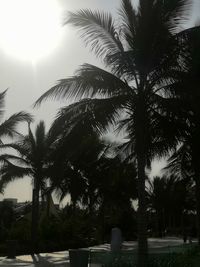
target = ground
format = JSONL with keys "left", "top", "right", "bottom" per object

{"left": 0, "top": 237, "right": 196, "bottom": 266}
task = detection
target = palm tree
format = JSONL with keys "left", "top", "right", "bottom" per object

{"left": 147, "top": 175, "right": 194, "bottom": 237}
{"left": 0, "top": 200, "right": 16, "bottom": 241}
{"left": 47, "top": 110, "right": 110, "bottom": 211}
{"left": 35, "top": 1, "right": 197, "bottom": 265}
{"left": 51, "top": 129, "right": 138, "bottom": 241}
{"left": 49, "top": 116, "right": 116, "bottom": 214}
{"left": 165, "top": 143, "right": 200, "bottom": 243}
{"left": 96, "top": 156, "right": 137, "bottom": 242}
{"left": 164, "top": 28, "right": 200, "bottom": 244}
{"left": 0, "top": 121, "right": 57, "bottom": 252}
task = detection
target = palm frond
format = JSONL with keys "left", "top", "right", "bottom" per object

{"left": 35, "top": 121, "right": 46, "bottom": 152}
{"left": 116, "top": 139, "right": 137, "bottom": 163}
{"left": 34, "top": 64, "right": 132, "bottom": 106}
{"left": 164, "top": 144, "right": 193, "bottom": 179}
{"left": 0, "top": 112, "right": 33, "bottom": 138}
{"left": 27, "top": 123, "right": 36, "bottom": 153}
{"left": 175, "top": 26, "right": 200, "bottom": 56}
{"left": 65, "top": 9, "right": 123, "bottom": 58}
{"left": 0, "top": 89, "right": 7, "bottom": 122}
{"left": 0, "top": 161, "right": 32, "bottom": 193}
{"left": 52, "top": 96, "right": 128, "bottom": 136}
{"left": 119, "top": 0, "right": 138, "bottom": 48}
{"left": 106, "top": 50, "right": 139, "bottom": 83}
{"left": 162, "top": 0, "right": 193, "bottom": 33}
{"left": 0, "top": 142, "right": 30, "bottom": 157}
{"left": 0, "top": 154, "right": 29, "bottom": 166}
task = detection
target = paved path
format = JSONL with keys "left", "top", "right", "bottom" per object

{"left": 0, "top": 237, "right": 194, "bottom": 266}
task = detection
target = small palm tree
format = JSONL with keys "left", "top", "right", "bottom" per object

{"left": 49, "top": 116, "right": 116, "bottom": 214}
{"left": 35, "top": 1, "right": 197, "bottom": 265}
{"left": 147, "top": 175, "right": 194, "bottom": 237}
{"left": 0, "top": 121, "right": 56, "bottom": 252}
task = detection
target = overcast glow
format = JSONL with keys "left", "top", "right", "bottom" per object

{"left": 0, "top": 0, "right": 62, "bottom": 62}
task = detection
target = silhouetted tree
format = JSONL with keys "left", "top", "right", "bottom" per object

{"left": 0, "top": 121, "right": 57, "bottom": 252}
{"left": 164, "top": 29, "right": 200, "bottom": 244}
{"left": 147, "top": 175, "right": 195, "bottom": 237}
{"left": 0, "top": 201, "right": 16, "bottom": 241}
{"left": 35, "top": 1, "right": 197, "bottom": 265}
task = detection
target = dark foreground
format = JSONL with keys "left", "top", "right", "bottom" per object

{"left": 0, "top": 238, "right": 199, "bottom": 267}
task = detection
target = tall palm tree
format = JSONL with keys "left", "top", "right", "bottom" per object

{"left": 164, "top": 28, "right": 200, "bottom": 244}
{"left": 0, "top": 121, "right": 57, "bottom": 252}
{"left": 35, "top": 1, "right": 196, "bottom": 265}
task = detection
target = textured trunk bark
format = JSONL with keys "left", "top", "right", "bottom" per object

{"left": 155, "top": 211, "right": 159, "bottom": 237}
{"left": 135, "top": 94, "right": 148, "bottom": 267}
{"left": 100, "top": 199, "right": 105, "bottom": 243}
{"left": 46, "top": 191, "right": 51, "bottom": 218}
{"left": 31, "top": 178, "right": 40, "bottom": 253}
{"left": 137, "top": 152, "right": 148, "bottom": 267}
{"left": 194, "top": 177, "right": 200, "bottom": 245}
{"left": 88, "top": 184, "right": 94, "bottom": 216}
{"left": 192, "top": 145, "right": 200, "bottom": 245}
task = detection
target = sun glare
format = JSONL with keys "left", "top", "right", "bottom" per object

{"left": 0, "top": 0, "right": 62, "bottom": 62}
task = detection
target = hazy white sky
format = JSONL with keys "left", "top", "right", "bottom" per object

{"left": 0, "top": 0, "right": 199, "bottom": 202}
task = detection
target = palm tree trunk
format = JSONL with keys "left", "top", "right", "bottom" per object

{"left": 194, "top": 176, "right": 200, "bottom": 245}
{"left": 136, "top": 96, "right": 148, "bottom": 267}
{"left": 137, "top": 151, "right": 148, "bottom": 267}
{"left": 100, "top": 198, "right": 105, "bottom": 243}
{"left": 46, "top": 191, "right": 51, "bottom": 218}
{"left": 31, "top": 178, "right": 40, "bottom": 253}
{"left": 88, "top": 183, "right": 94, "bottom": 216}
{"left": 192, "top": 149, "right": 200, "bottom": 245}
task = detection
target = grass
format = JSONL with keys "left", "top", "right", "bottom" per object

{"left": 148, "top": 244, "right": 200, "bottom": 267}
{"left": 90, "top": 244, "right": 200, "bottom": 267}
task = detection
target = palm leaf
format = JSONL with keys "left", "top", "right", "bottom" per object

{"left": 0, "top": 154, "right": 30, "bottom": 166}
{"left": 161, "top": 0, "right": 193, "bottom": 33}
{"left": 52, "top": 96, "right": 128, "bottom": 136}
{"left": 164, "top": 144, "right": 193, "bottom": 179}
{"left": 0, "top": 89, "right": 7, "bottom": 122}
{"left": 27, "top": 123, "right": 36, "bottom": 153}
{"left": 0, "top": 161, "right": 32, "bottom": 193}
{"left": 65, "top": 9, "right": 123, "bottom": 58}
{"left": 34, "top": 64, "right": 132, "bottom": 105}
{"left": 0, "top": 112, "right": 33, "bottom": 138}
{"left": 119, "top": 0, "right": 138, "bottom": 48}
{"left": 0, "top": 142, "right": 30, "bottom": 157}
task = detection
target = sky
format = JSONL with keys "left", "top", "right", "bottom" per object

{"left": 0, "top": 0, "right": 199, "bottom": 203}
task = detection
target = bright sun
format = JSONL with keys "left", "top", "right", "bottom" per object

{"left": 0, "top": 0, "right": 62, "bottom": 62}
